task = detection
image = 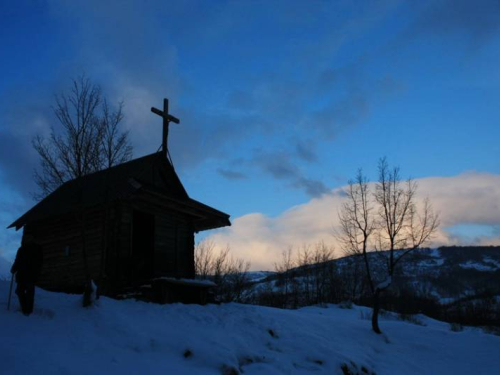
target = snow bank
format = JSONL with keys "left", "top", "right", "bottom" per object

{"left": 0, "top": 280, "right": 499, "bottom": 374}
{"left": 459, "top": 261, "right": 497, "bottom": 272}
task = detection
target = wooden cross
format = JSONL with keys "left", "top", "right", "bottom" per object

{"left": 151, "top": 98, "right": 180, "bottom": 158}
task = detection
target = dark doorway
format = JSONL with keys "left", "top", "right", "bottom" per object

{"left": 132, "top": 210, "right": 155, "bottom": 282}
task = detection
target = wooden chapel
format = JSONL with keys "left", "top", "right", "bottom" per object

{"left": 8, "top": 98, "right": 230, "bottom": 302}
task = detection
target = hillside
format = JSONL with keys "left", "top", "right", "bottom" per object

{"left": 245, "top": 247, "right": 500, "bottom": 326}
{"left": 254, "top": 246, "right": 500, "bottom": 296}
{"left": 1, "top": 279, "right": 500, "bottom": 374}
{"left": 339, "top": 246, "right": 500, "bottom": 301}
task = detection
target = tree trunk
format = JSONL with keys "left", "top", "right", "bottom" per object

{"left": 371, "top": 289, "right": 382, "bottom": 334}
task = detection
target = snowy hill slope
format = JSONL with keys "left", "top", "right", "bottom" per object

{"left": 1, "top": 280, "right": 499, "bottom": 374}
{"left": 368, "top": 247, "right": 500, "bottom": 309}
{"left": 334, "top": 246, "right": 500, "bottom": 302}
{"left": 253, "top": 246, "right": 500, "bottom": 306}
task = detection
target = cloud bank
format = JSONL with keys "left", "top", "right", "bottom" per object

{"left": 207, "top": 172, "right": 500, "bottom": 270}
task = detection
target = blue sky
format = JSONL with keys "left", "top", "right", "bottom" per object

{"left": 1, "top": 0, "right": 500, "bottom": 265}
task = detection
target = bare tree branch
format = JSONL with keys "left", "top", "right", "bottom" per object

{"left": 33, "top": 75, "right": 133, "bottom": 199}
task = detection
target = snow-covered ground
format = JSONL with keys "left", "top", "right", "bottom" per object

{"left": 459, "top": 261, "right": 498, "bottom": 272}
{"left": 0, "top": 280, "right": 499, "bottom": 375}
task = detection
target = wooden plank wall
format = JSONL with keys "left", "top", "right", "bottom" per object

{"left": 112, "top": 203, "right": 132, "bottom": 285}
{"left": 25, "top": 207, "right": 106, "bottom": 292}
{"left": 22, "top": 192, "right": 197, "bottom": 293}
{"left": 124, "top": 192, "right": 196, "bottom": 280}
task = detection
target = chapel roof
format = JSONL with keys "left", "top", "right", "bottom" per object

{"left": 8, "top": 152, "right": 230, "bottom": 231}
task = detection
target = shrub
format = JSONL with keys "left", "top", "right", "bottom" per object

{"left": 450, "top": 322, "right": 464, "bottom": 332}
{"left": 397, "top": 313, "right": 425, "bottom": 326}
{"left": 339, "top": 300, "right": 354, "bottom": 309}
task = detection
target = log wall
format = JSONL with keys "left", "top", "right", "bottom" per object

{"left": 22, "top": 192, "right": 196, "bottom": 293}
{"left": 25, "top": 207, "right": 107, "bottom": 292}
{"left": 121, "top": 191, "right": 195, "bottom": 280}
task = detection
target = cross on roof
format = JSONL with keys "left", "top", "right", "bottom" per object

{"left": 151, "top": 98, "right": 180, "bottom": 159}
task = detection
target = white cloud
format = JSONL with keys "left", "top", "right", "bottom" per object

{"left": 418, "top": 172, "right": 500, "bottom": 226}
{"left": 207, "top": 172, "right": 500, "bottom": 270}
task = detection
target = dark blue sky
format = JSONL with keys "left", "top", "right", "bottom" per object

{"left": 1, "top": 0, "right": 500, "bottom": 265}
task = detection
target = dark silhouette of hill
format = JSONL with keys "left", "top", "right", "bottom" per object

{"left": 249, "top": 246, "right": 500, "bottom": 327}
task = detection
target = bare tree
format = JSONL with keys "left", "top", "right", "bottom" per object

{"left": 337, "top": 159, "right": 439, "bottom": 334}
{"left": 337, "top": 171, "right": 376, "bottom": 286}
{"left": 33, "top": 75, "right": 132, "bottom": 199}
{"left": 297, "top": 244, "right": 312, "bottom": 304}
{"left": 100, "top": 99, "right": 132, "bottom": 169}
{"left": 251, "top": 241, "right": 336, "bottom": 308}
{"left": 311, "top": 241, "right": 335, "bottom": 305}
{"left": 194, "top": 240, "right": 216, "bottom": 280}
{"left": 337, "top": 169, "right": 379, "bottom": 329}
{"left": 194, "top": 240, "right": 251, "bottom": 303}
{"left": 274, "top": 247, "right": 295, "bottom": 308}
{"left": 296, "top": 242, "right": 335, "bottom": 305}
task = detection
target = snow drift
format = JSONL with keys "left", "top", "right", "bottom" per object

{"left": 0, "top": 280, "right": 499, "bottom": 374}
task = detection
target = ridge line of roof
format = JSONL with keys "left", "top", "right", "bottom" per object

{"left": 64, "top": 152, "right": 162, "bottom": 185}
{"left": 7, "top": 152, "right": 186, "bottom": 230}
